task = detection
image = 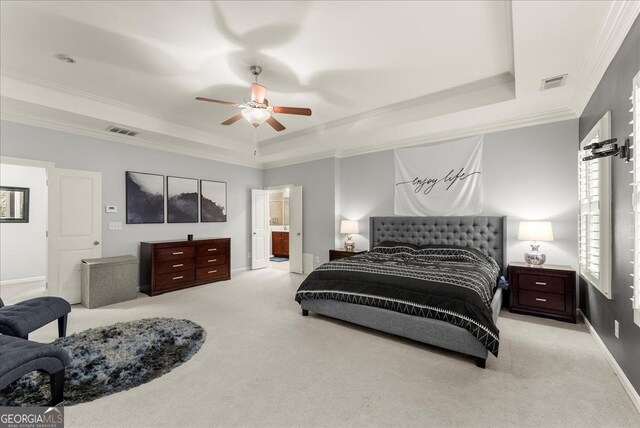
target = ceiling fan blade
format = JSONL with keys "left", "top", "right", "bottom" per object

{"left": 221, "top": 113, "right": 243, "bottom": 125}
{"left": 266, "top": 116, "right": 286, "bottom": 132}
{"left": 196, "top": 96, "right": 238, "bottom": 107}
{"left": 272, "top": 106, "right": 312, "bottom": 116}
{"left": 251, "top": 84, "right": 267, "bottom": 104}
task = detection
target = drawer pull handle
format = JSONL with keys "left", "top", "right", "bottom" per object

{"left": 208, "top": 248, "right": 217, "bottom": 252}
{"left": 208, "top": 270, "right": 218, "bottom": 274}
{"left": 172, "top": 251, "right": 184, "bottom": 255}
{"left": 535, "top": 282, "right": 547, "bottom": 285}
{"left": 208, "top": 259, "right": 217, "bottom": 263}
{"left": 172, "top": 264, "right": 184, "bottom": 268}
{"left": 172, "top": 276, "right": 184, "bottom": 280}
{"left": 535, "top": 298, "right": 547, "bottom": 302}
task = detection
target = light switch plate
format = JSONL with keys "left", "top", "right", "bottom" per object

{"left": 108, "top": 222, "right": 122, "bottom": 231}
{"left": 105, "top": 205, "right": 117, "bottom": 213}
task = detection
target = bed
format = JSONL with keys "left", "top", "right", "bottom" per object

{"left": 295, "top": 216, "right": 506, "bottom": 368}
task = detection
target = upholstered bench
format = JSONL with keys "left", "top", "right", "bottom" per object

{"left": 0, "top": 335, "right": 70, "bottom": 405}
{"left": 0, "top": 297, "right": 71, "bottom": 339}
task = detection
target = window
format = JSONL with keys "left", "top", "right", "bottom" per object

{"left": 632, "top": 72, "right": 640, "bottom": 321}
{"left": 578, "top": 112, "right": 612, "bottom": 298}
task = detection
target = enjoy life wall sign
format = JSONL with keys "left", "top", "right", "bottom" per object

{"left": 394, "top": 135, "right": 483, "bottom": 216}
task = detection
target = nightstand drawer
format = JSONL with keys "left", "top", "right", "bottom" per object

{"left": 519, "top": 290, "right": 565, "bottom": 312}
{"left": 519, "top": 274, "right": 565, "bottom": 294}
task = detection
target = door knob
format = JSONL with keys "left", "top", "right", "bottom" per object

{"left": 297, "top": 233, "right": 301, "bottom": 236}
{"left": 93, "top": 241, "right": 100, "bottom": 246}
{"left": 253, "top": 232, "right": 257, "bottom": 235}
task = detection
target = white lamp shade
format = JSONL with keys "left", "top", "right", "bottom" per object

{"left": 518, "top": 221, "right": 554, "bottom": 242}
{"left": 241, "top": 108, "right": 270, "bottom": 127}
{"left": 340, "top": 220, "right": 359, "bottom": 234}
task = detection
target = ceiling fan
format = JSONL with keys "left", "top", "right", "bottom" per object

{"left": 195, "top": 65, "right": 312, "bottom": 132}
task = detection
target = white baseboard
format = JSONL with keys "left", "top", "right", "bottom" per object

{"left": 579, "top": 310, "right": 640, "bottom": 414}
{"left": 0, "top": 276, "right": 45, "bottom": 287}
{"left": 0, "top": 276, "right": 47, "bottom": 303}
{"left": 232, "top": 267, "right": 250, "bottom": 274}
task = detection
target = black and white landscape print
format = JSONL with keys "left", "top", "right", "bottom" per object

{"left": 126, "top": 172, "right": 164, "bottom": 224}
{"left": 200, "top": 180, "right": 227, "bottom": 222}
{"left": 167, "top": 176, "right": 198, "bottom": 223}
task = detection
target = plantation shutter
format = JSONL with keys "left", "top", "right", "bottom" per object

{"left": 578, "top": 112, "right": 611, "bottom": 298}
{"left": 633, "top": 73, "right": 640, "bottom": 310}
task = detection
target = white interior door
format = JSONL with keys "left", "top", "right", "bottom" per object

{"left": 251, "top": 189, "right": 269, "bottom": 270}
{"left": 289, "top": 186, "right": 303, "bottom": 274}
{"left": 48, "top": 168, "right": 102, "bottom": 303}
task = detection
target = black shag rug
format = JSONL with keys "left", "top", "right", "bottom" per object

{"left": 0, "top": 318, "right": 206, "bottom": 406}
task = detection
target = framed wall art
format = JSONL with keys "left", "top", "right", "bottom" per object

{"left": 0, "top": 186, "right": 30, "bottom": 223}
{"left": 125, "top": 172, "right": 164, "bottom": 224}
{"left": 200, "top": 180, "right": 227, "bottom": 222}
{"left": 167, "top": 176, "right": 198, "bottom": 223}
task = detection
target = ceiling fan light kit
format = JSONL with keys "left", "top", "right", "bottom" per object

{"left": 196, "top": 65, "right": 312, "bottom": 133}
{"left": 242, "top": 107, "right": 271, "bottom": 127}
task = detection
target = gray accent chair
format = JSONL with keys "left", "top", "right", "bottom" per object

{"left": 0, "top": 297, "right": 71, "bottom": 339}
{"left": 0, "top": 335, "right": 70, "bottom": 405}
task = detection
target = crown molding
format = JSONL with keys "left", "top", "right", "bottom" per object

{"left": 262, "top": 107, "right": 576, "bottom": 169}
{"left": 0, "top": 68, "right": 221, "bottom": 136}
{"left": 0, "top": 110, "right": 262, "bottom": 169}
{"left": 260, "top": 72, "right": 515, "bottom": 148}
{"left": 569, "top": 0, "right": 640, "bottom": 116}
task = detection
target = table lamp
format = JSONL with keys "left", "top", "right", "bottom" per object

{"left": 518, "top": 221, "right": 554, "bottom": 266}
{"left": 340, "top": 220, "right": 359, "bottom": 251}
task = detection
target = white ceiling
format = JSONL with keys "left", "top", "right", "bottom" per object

{"left": 1, "top": 1, "right": 638, "bottom": 168}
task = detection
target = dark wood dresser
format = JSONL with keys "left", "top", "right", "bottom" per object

{"left": 508, "top": 262, "right": 576, "bottom": 323}
{"left": 140, "top": 238, "right": 230, "bottom": 296}
{"left": 272, "top": 231, "right": 289, "bottom": 258}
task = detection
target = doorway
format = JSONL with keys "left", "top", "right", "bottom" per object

{"left": 0, "top": 162, "right": 48, "bottom": 303}
{"left": 251, "top": 185, "right": 303, "bottom": 273}
{"left": 268, "top": 187, "right": 290, "bottom": 271}
{"left": 0, "top": 156, "right": 103, "bottom": 305}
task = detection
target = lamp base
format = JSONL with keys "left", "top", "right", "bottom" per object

{"left": 344, "top": 235, "right": 355, "bottom": 252}
{"left": 524, "top": 243, "right": 546, "bottom": 266}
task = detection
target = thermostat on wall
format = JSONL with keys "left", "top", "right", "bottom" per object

{"left": 105, "top": 205, "right": 117, "bottom": 213}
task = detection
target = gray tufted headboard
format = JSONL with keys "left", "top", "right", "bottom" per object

{"left": 369, "top": 216, "right": 507, "bottom": 272}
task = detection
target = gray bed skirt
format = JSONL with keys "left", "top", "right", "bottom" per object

{"left": 301, "top": 287, "right": 502, "bottom": 364}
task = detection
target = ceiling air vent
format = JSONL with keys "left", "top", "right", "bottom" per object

{"left": 541, "top": 74, "right": 567, "bottom": 91}
{"left": 106, "top": 125, "right": 138, "bottom": 137}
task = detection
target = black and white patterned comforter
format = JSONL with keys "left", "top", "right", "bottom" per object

{"left": 295, "top": 245, "right": 501, "bottom": 356}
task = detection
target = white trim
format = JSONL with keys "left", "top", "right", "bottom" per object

{"left": 570, "top": 0, "right": 640, "bottom": 116}
{"left": 0, "top": 276, "right": 46, "bottom": 287}
{"left": 232, "top": 266, "right": 251, "bottom": 274}
{"left": 579, "top": 310, "right": 640, "bottom": 415}
{"left": 635, "top": 309, "right": 640, "bottom": 328}
{"left": 1, "top": 112, "right": 262, "bottom": 169}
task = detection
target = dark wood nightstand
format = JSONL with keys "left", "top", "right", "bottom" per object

{"left": 329, "top": 249, "right": 367, "bottom": 261}
{"left": 508, "top": 262, "right": 576, "bottom": 323}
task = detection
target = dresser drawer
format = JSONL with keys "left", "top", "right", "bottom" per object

{"left": 156, "top": 258, "right": 195, "bottom": 274}
{"left": 518, "top": 274, "right": 565, "bottom": 294}
{"left": 156, "top": 270, "right": 196, "bottom": 290}
{"left": 196, "top": 266, "right": 229, "bottom": 281}
{"left": 156, "top": 246, "right": 195, "bottom": 262}
{"left": 196, "top": 255, "right": 227, "bottom": 268}
{"left": 196, "top": 241, "right": 228, "bottom": 256}
{"left": 518, "top": 290, "right": 565, "bottom": 312}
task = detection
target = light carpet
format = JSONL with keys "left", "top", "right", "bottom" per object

{"left": 27, "top": 268, "right": 640, "bottom": 427}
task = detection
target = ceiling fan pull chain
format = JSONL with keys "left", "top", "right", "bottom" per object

{"left": 253, "top": 127, "right": 259, "bottom": 156}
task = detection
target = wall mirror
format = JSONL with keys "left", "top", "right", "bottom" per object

{"left": 0, "top": 186, "right": 30, "bottom": 223}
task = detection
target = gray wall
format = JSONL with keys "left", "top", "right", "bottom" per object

{"left": 578, "top": 16, "right": 640, "bottom": 396}
{"left": 263, "top": 157, "right": 338, "bottom": 267}
{"left": 0, "top": 121, "right": 262, "bottom": 271}
{"left": 338, "top": 120, "right": 579, "bottom": 269}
